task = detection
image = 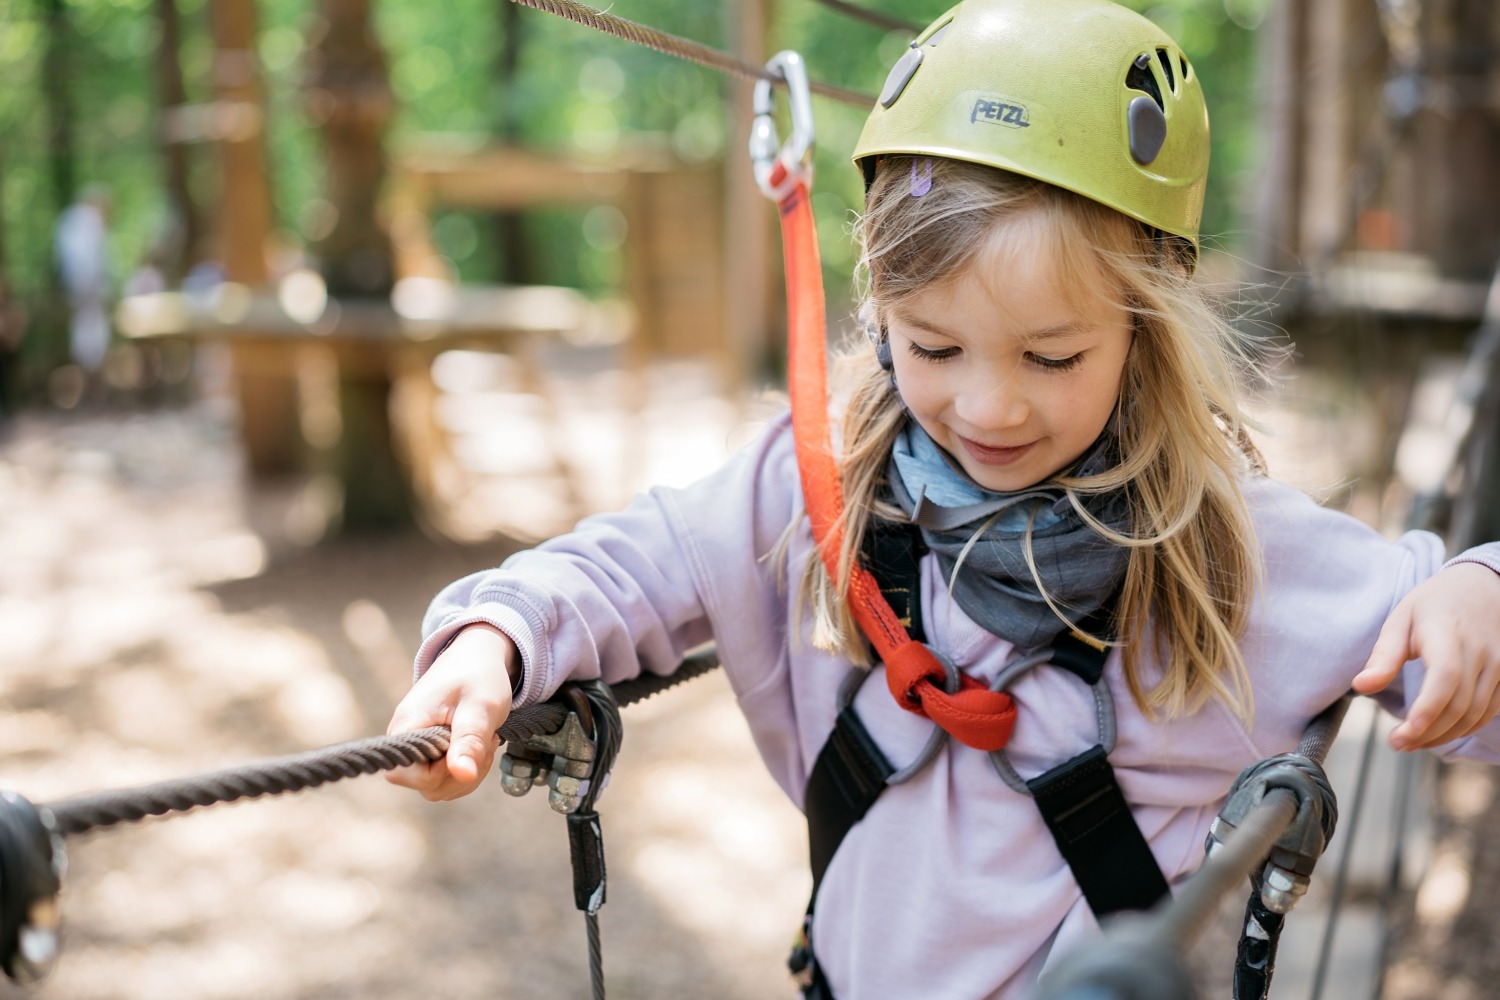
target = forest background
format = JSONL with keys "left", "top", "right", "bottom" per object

{"left": 0, "top": 0, "right": 1269, "bottom": 399}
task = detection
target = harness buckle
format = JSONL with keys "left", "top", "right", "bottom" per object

{"left": 750, "top": 50, "right": 815, "bottom": 201}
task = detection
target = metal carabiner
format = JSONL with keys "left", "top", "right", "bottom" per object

{"left": 749, "top": 50, "right": 815, "bottom": 202}
{"left": 835, "top": 645, "right": 960, "bottom": 785}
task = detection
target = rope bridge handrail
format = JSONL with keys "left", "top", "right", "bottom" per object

{"left": 43, "top": 649, "right": 720, "bottom": 837}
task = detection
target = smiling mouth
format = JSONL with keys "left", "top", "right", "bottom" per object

{"left": 958, "top": 436, "right": 1036, "bottom": 466}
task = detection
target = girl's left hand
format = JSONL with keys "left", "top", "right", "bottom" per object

{"left": 1353, "top": 562, "right": 1500, "bottom": 751}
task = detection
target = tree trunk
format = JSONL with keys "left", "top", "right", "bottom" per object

{"left": 305, "top": 0, "right": 410, "bottom": 531}
{"left": 38, "top": 0, "right": 76, "bottom": 369}
{"left": 492, "top": 0, "right": 531, "bottom": 285}
{"left": 154, "top": 0, "right": 201, "bottom": 283}
{"left": 305, "top": 0, "right": 396, "bottom": 299}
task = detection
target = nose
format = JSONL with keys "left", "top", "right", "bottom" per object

{"left": 953, "top": 366, "right": 1030, "bottom": 432}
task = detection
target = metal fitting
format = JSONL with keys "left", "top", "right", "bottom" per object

{"left": 498, "top": 753, "right": 539, "bottom": 797}
{"left": 1208, "top": 752, "right": 1337, "bottom": 916}
{"left": 549, "top": 774, "right": 584, "bottom": 815}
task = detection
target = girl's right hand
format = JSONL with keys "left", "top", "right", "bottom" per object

{"left": 385, "top": 623, "right": 520, "bottom": 801}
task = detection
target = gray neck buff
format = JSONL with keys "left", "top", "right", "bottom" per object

{"left": 887, "top": 421, "right": 1131, "bottom": 649}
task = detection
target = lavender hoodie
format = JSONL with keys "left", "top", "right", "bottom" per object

{"left": 416, "top": 412, "right": 1500, "bottom": 1000}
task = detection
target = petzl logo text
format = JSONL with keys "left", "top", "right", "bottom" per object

{"left": 971, "top": 98, "right": 1031, "bottom": 128}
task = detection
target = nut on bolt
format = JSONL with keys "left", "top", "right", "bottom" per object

{"left": 499, "top": 753, "right": 538, "bottom": 797}
{"left": 549, "top": 774, "right": 584, "bottom": 814}
{"left": 1260, "top": 865, "right": 1308, "bottom": 915}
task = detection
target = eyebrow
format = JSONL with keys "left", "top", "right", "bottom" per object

{"left": 892, "top": 311, "right": 1091, "bottom": 342}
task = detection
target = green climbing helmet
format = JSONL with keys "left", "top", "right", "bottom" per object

{"left": 853, "top": 0, "right": 1210, "bottom": 252}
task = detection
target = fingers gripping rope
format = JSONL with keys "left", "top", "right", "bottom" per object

{"left": 0, "top": 654, "right": 713, "bottom": 984}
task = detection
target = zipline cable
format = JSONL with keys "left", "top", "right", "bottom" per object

{"left": 506, "top": 0, "right": 876, "bottom": 107}
{"left": 807, "top": 0, "right": 921, "bottom": 34}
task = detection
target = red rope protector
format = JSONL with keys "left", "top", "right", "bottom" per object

{"left": 775, "top": 173, "right": 1016, "bottom": 753}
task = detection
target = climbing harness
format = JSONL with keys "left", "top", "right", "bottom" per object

{"left": 788, "top": 519, "right": 1171, "bottom": 996}
{"left": 755, "top": 46, "right": 1019, "bottom": 757}
{"left": 3, "top": 2, "right": 1478, "bottom": 997}
{"left": 1037, "top": 696, "right": 1350, "bottom": 1000}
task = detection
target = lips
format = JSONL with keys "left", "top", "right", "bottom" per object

{"left": 957, "top": 435, "right": 1036, "bottom": 466}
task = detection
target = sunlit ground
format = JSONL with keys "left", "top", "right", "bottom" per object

{"left": 0, "top": 333, "right": 1490, "bottom": 998}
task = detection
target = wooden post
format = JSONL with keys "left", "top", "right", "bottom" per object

{"left": 1250, "top": 0, "right": 1308, "bottom": 279}
{"left": 1407, "top": 0, "right": 1500, "bottom": 277}
{"left": 722, "top": 0, "right": 772, "bottom": 392}
{"left": 210, "top": 0, "right": 304, "bottom": 477}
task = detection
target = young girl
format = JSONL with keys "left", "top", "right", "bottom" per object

{"left": 387, "top": 1, "right": 1500, "bottom": 996}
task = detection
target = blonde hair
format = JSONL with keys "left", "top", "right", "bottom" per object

{"left": 801, "top": 156, "right": 1267, "bottom": 721}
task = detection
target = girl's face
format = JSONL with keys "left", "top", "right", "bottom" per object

{"left": 884, "top": 218, "right": 1132, "bottom": 493}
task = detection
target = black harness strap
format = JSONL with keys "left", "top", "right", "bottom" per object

{"left": 804, "top": 707, "right": 893, "bottom": 895}
{"left": 1027, "top": 743, "right": 1171, "bottom": 915}
{"left": 791, "top": 519, "right": 1168, "bottom": 996}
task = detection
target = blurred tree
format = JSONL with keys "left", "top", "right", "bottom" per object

{"left": 153, "top": 0, "right": 201, "bottom": 283}
{"left": 0, "top": 0, "right": 1269, "bottom": 406}
{"left": 39, "top": 0, "right": 75, "bottom": 227}
{"left": 36, "top": 0, "right": 78, "bottom": 371}
{"left": 306, "top": 0, "right": 395, "bottom": 298}
{"left": 491, "top": 0, "right": 532, "bottom": 285}
{"left": 305, "top": 0, "right": 412, "bottom": 531}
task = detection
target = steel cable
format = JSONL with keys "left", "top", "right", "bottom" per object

{"left": 808, "top": 0, "right": 921, "bottom": 34}
{"left": 44, "top": 650, "right": 721, "bottom": 838}
{"left": 507, "top": 0, "right": 875, "bottom": 107}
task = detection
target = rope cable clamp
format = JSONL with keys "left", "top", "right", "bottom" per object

{"left": 750, "top": 50, "right": 816, "bottom": 202}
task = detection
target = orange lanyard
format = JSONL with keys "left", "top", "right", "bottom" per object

{"left": 754, "top": 53, "right": 1016, "bottom": 752}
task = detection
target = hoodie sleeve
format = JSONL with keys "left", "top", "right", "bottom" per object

{"left": 414, "top": 412, "right": 804, "bottom": 711}
{"left": 1241, "top": 477, "right": 1500, "bottom": 763}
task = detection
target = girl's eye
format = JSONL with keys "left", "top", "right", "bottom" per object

{"left": 906, "top": 341, "right": 959, "bottom": 363}
{"left": 1029, "top": 352, "right": 1083, "bottom": 371}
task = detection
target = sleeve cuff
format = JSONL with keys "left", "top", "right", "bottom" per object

{"left": 413, "top": 603, "right": 542, "bottom": 705}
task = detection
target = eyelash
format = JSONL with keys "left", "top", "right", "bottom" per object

{"left": 1030, "top": 353, "right": 1083, "bottom": 371}
{"left": 904, "top": 342, "right": 1084, "bottom": 371}
{"left": 905, "top": 342, "right": 959, "bottom": 363}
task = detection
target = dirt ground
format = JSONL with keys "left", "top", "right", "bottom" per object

{"left": 0, "top": 403, "right": 809, "bottom": 1000}
{"left": 0, "top": 350, "right": 1494, "bottom": 999}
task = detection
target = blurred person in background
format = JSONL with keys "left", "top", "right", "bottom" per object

{"left": 54, "top": 185, "right": 113, "bottom": 379}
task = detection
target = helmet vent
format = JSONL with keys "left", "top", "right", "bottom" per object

{"left": 1126, "top": 54, "right": 1164, "bottom": 111}
{"left": 1179, "top": 53, "right": 1191, "bottom": 81}
{"left": 1156, "top": 48, "right": 1176, "bottom": 93}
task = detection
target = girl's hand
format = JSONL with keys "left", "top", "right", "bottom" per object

{"left": 385, "top": 623, "right": 520, "bottom": 801}
{"left": 1353, "top": 562, "right": 1500, "bottom": 751}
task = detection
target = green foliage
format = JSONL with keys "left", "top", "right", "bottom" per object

{"left": 0, "top": 0, "right": 1266, "bottom": 385}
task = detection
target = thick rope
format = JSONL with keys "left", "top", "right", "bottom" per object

{"left": 507, "top": 0, "right": 875, "bottom": 108}
{"left": 44, "top": 652, "right": 720, "bottom": 837}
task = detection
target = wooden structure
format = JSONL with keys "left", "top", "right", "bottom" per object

{"left": 116, "top": 283, "right": 624, "bottom": 536}
{"left": 389, "top": 139, "right": 726, "bottom": 362}
{"left": 1251, "top": 0, "right": 1500, "bottom": 320}
{"left": 176, "top": 0, "right": 744, "bottom": 536}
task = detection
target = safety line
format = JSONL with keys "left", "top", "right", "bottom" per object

{"left": 809, "top": 0, "right": 920, "bottom": 34}
{"left": 45, "top": 650, "right": 720, "bottom": 837}
{"left": 507, "top": 0, "right": 876, "bottom": 107}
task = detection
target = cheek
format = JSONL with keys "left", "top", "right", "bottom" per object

{"left": 890, "top": 356, "right": 940, "bottom": 410}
